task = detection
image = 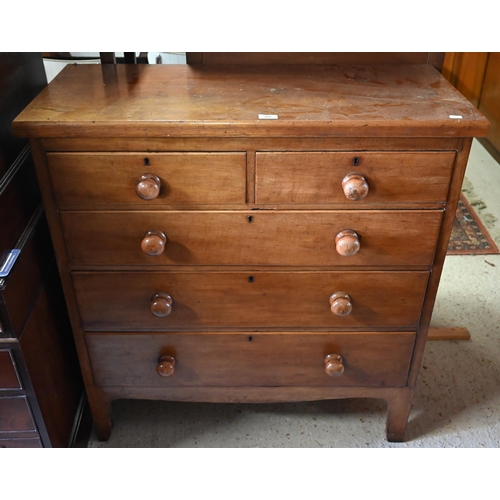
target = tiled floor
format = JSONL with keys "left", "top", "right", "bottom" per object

{"left": 87, "top": 140, "right": 500, "bottom": 448}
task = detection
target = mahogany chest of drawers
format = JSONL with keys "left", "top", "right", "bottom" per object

{"left": 13, "top": 62, "right": 489, "bottom": 442}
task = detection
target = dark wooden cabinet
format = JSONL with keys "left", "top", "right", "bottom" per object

{"left": 443, "top": 52, "right": 500, "bottom": 160}
{"left": 0, "top": 53, "right": 84, "bottom": 448}
{"left": 478, "top": 53, "right": 500, "bottom": 158}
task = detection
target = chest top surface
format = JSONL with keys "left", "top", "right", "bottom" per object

{"left": 13, "top": 63, "right": 489, "bottom": 139}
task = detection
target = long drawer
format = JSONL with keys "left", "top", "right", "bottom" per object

{"left": 86, "top": 331, "right": 416, "bottom": 388}
{"left": 47, "top": 152, "right": 247, "bottom": 207}
{"left": 255, "top": 151, "right": 456, "bottom": 204}
{"left": 61, "top": 210, "right": 443, "bottom": 267}
{"left": 73, "top": 271, "right": 429, "bottom": 331}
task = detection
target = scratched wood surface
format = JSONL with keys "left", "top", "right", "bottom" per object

{"left": 13, "top": 64, "right": 489, "bottom": 138}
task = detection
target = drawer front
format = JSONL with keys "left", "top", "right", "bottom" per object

{"left": 86, "top": 331, "right": 416, "bottom": 388}
{"left": 61, "top": 210, "right": 443, "bottom": 267}
{"left": 0, "top": 438, "right": 42, "bottom": 448}
{"left": 255, "top": 152, "right": 456, "bottom": 204}
{"left": 0, "top": 350, "right": 22, "bottom": 390}
{"left": 47, "top": 152, "right": 247, "bottom": 207}
{"left": 74, "top": 271, "right": 429, "bottom": 331}
{"left": 0, "top": 397, "right": 36, "bottom": 432}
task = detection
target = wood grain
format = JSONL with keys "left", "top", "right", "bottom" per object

{"left": 427, "top": 327, "right": 470, "bottom": 341}
{"left": 99, "top": 385, "right": 409, "bottom": 406}
{"left": 73, "top": 271, "right": 429, "bottom": 331}
{"left": 47, "top": 152, "right": 247, "bottom": 207}
{"left": 442, "top": 53, "right": 489, "bottom": 107}
{"left": 188, "top": 53, "right": 442, "bottom": 66}
{"left": 15, "top": 59, "right": 488, "bottom": 443}
{"left": 478, "top": 53, "right": 500, "bottom": 154}
{"left": 386, "top": 388, "right": 413, "bottom": 442}
{"left": 86, "top": 331, "right": 416, "bottom": 388}
{"left": 406, "top": 139, "right": 473, "bottom": 388}
{"left": 60, "top": 210, "right": 443, "bottom": 268}
{"left": 41, "top": 136, "right": 463, "bottom": 153}
{"left": 255, "top": 152, "right": 455, "bottom": 205}
{"left": 13, "top": 64, "right": 489, "bottom": 138}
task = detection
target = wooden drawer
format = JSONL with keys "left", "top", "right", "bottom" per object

{"left": 0, "top": 350, "right": 22, "bottom": 390}
{"left": 255, "top": 152, "right": 456, "bottom": 205}
{"left": 86, "top": 331, "right": 416, "bottom": 388}
{"left": 0, "top": 396, "right": 36, "bottom": 432}
{"left": 0, "top": 438, "right": 42, "bottom": 448}
{"left": 61, "top": 210, "right": 442, "bottom": 268}
{"left": 47, "top": 152, "right": 247, "bottom": 207}
{"left": 73, "top": 271, "right": 429, "bottom": 331}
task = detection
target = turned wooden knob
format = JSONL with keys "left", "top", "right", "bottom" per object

{"left": 150, "top": 293, "right": 173, "bottom": 317}
{"left": 324, "top": 354, "right": 344, "bottom": 377}
{"left": 342, "top": 173, "right": 369, "bottom": 201}
{"left": 141, "top": 230, "right": 167, "bottom": 256}
{"left": 157, "top": 355, "right": 176, "bottom": 377}
{"left": 335, "top": 229, "right": 360, "bottom": 256}
{"left": 136, "top": 173, "right": 161, "bottom": 200}
{"left": 329, "top": 292, "right": 352, "bottom": 316}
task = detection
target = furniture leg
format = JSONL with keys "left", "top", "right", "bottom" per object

{"left": 87, "top": 387, "right": 112, "bottom": 442}
{"left": 386, "top": 389, "right": 413, "bottom": 442}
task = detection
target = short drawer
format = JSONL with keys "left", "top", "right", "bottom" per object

{"left": 0, "top": 396, "right": 36, "bottom": 432}
{"left": 47, "top": 152, "right": 247, "bottom": 207}
{"left": 86, "top": 331, "right": 416, "bottom": 388}
{"left": 73, "top": 271, "right": 429, "bottom": 331}
{"left": 0, "top": 437, "right": 42, "bottom": 448}
{"left": 61, "top": 210, "right": 443, "bottom": 267}
{"left": 255, "top": 151, "right": 456, "bottom": 205}
{"left": 0, "top": 350, "right": 22, "bottom": 390}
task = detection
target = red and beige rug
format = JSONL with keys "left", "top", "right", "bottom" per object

{"left": 448, "top": 194, "right": 499, "bottom": 255}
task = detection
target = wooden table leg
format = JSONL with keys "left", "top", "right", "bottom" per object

{"left": 87, "top": 387, "right": 113, "bottom": 441}
{"left": 386, "top": 389, "right": 413, "bottom": 442}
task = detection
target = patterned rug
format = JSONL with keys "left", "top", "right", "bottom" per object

{"left": 448, "top": 194, "right": 499, "bottom": 255}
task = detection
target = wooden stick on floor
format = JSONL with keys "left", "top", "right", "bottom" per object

{"left": 427, "top": 327, "right": 471, "bottom": 341}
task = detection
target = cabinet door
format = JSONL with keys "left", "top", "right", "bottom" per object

{"left": 442, "top": 53, "right": 489, "bottom": 107}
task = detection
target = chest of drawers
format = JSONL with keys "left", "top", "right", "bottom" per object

{"left": 13, "top": 63, "right": 489, "bottom": 442}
